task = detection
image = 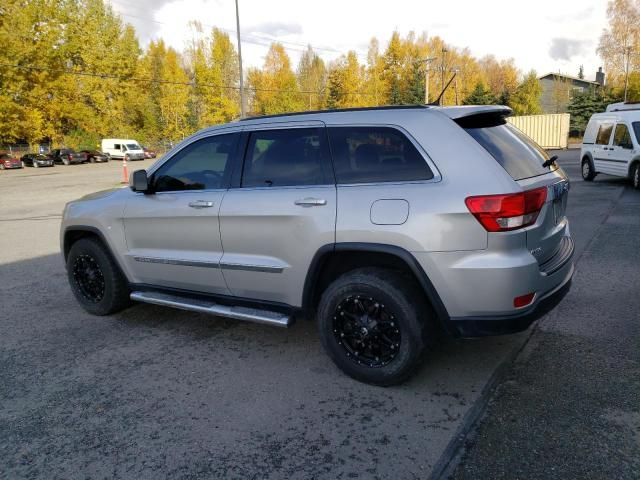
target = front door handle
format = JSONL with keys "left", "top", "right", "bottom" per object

{"left": 294, "top": 198, "right": 327, "bottom": 207}
{"left": 188, "top": 200, "right": 214, "bottom": 209}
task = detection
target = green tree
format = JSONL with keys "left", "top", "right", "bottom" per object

{"left": 509, "top": 71, "right": 542, "bottom": 115}
{"left": 567, "top": 89, "right": 621, "bottom": 136}
{"left": 463, "top": 82, "right": 497, "bottom": 105}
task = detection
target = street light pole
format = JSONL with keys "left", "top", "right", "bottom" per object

{"left": 235, "top": 0, "right": 246, "bottom": 118}
{"left": 440, "top": 47, "right": 448, "bottom": 106}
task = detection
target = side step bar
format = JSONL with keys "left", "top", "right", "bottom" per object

{"left": 130, "top": 291, "right": 292, "bottom": 328}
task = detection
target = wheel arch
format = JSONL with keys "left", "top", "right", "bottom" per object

{"left": 302, "top": 243, "right": 453, "bottom": 334}
{"left": 63, "top": 226, "right": 129, "bottom": 280}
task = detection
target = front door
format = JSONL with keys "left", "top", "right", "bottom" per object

{"left": 608, "top": 123, "right": 635, "bottom": 177}
{"left": 219, "top": 123, "right": 336, "bottom": 307}
{"left": 123, "top": 133, "right": 239, "bottom": 294}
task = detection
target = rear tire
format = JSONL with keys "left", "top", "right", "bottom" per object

{"left": 632, "top": 163, "right": 640, "bottom": 190}
{"left": 317, "top": 268, "right": 433, "bottom": 386}
{"left": 67, "top": 238, "right": 131, "bottom": 316}
{"left": 582, "top": 157, "right": 596, "bottom": 181}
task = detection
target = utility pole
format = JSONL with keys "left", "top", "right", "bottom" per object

{"left": 452, "top": 67, "right": 460, "bottom": 105}
{"left": 235, "top": 0, "right": 246, "bottom": 118}
{"left": 623, "top": 46, "right": 632, "bottom": 103}
{"left": 440, "top": 47, "right": 448, "bottom": 106}
{"left": 422, "top": 57, "right": 437, "bottom": 104}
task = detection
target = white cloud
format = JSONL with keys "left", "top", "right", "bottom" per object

{"left": 109, "top": 0, "right": 608, "bottom": 80}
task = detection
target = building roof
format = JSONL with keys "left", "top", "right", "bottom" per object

{"left": 538, "top": 72, "right": 600, "bottom": 85}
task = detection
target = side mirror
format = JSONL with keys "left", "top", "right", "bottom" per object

{"left": 131, "top": 169, "right": 151, "bottom": 193}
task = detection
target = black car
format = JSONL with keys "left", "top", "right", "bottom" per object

{"left": 50, "top": 148, "right": 86, "bottom": 165}
{"left": 21, "top": 153, "right": 54, "bottom": 168}
{"left": 80, "top": 150, "right": 109, "bottom": 163}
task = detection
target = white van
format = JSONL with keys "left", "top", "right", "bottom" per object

{"left": 101, "top": 139, "right": 145, "bottom": 161}
{"left": 580, "top": 107, "right": 640, "bottom": 189}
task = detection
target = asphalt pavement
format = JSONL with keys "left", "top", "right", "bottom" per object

{"left": 0, "top": 151, "right": 636, "bottom": 479}
{"left": 451, "top": 150, "right": 640, "bottom": 479}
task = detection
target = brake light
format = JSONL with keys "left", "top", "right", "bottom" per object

{"left": 68, "top": 154, "right": 73, "bottom": 160}
{"left": 465, "top": 187, "right": 547, "bottom": 232}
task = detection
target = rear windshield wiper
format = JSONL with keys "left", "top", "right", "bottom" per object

{"left": 542, "top": 155, "right": 558, "bottom": 169}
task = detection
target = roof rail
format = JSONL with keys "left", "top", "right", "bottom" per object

{"left": 240, "top": 104, "right": 430, "bottom": 121}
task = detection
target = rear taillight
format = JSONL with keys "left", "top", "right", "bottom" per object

{"left": 68, "top": 154, "right": 73, "bottom": 160}
{"left": 465, "top": 187, "right": 547, "bottom": 232}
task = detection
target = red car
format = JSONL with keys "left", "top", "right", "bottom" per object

{"left": 142, "top": 147, "right": 157, "bottom": 159}
{"left": 0, "top": 153, "right": 23, "bottom": 170}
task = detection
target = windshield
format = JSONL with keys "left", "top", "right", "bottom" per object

{"left": 126, "top": 143, "right": 141, "bottom": 150}
{"left": 462, "top": 122, "right": 557, "bottom": 180}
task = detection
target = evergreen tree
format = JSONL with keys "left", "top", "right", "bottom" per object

{"left": 463, "top": 82, "right": 497, "bottom": 105}
{"left": 567, "top": 89, "right": 621, "bottom": 136}
{"left": 509, "top": 70, "right": 543, "bottom": 115}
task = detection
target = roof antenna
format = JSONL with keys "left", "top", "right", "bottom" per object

{"left": 429, "top": 72, "right": 457, "bottom": 106}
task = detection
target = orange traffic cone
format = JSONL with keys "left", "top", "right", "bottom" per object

{"left": 121, "top": 155, "right": 129, "bottom": 184}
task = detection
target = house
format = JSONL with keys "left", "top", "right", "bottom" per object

{"left": 538, "top": 68, "right": 604, "bottom": 114}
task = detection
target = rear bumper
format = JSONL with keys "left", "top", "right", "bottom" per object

{"left": 449, "top": 269, "right": 573, "bottom": 337}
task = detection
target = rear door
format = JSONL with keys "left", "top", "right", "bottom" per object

{"left": 219, "top": 122, "right": 336, "bottom": 307}
{"left": 608, "top": 123, "right": 635, "bottom": 177}
{"left": 593, "top": 122, "right": 615, "bottom": 174}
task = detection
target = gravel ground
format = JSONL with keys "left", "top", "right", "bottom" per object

{"left": 452, "top": 154, "right": 640, "bottom": 479}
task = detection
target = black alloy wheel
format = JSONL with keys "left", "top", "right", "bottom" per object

{"left": 333, "top": 295, "right": 401, "bottom": 368}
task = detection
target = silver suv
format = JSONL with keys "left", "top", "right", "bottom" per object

{"left": 61, "top": 105, "right": 574, "bottom": 385}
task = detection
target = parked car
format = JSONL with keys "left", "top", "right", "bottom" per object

{"left": 580, "top": 105, "right": 640, "bottom": 189}
{"left": 21, "top": 153, "right": 54, "bottom": 168}
{"left": 142, "top": 147, "right": 157, "bottom": 159}
{"left": 101, "top": 139, "right": 145, "bottom": 161}
{"left": 61, "top": 105, "right": 574, "bottom": 385}
{"left": 80, "top": 150, "right": 109, "bottom": 163}
{"left": 0, "top": 153, "right": 23, "bottom": 170}
{"left": 50, "top": 148, "right": 86, "bottom": 165}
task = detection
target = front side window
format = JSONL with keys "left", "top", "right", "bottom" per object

{"left": 613, "top": 124, "right": 632, "bottom": 149}
{"left": 153, "top": 134, "right": 237, "bottom": 192}
{"left": 327, "top": 126, "right": 433, "bottom": 184}
{"left": 595, "top": 123, "right": 614, "bottom": 145}
{"left": 241, "top": 128, "right": 330, "bottom": 187}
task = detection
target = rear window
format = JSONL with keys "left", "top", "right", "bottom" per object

{"left": 327, "top": 126, "right": 433, "bottom": 184}
{"left": 462, "top": 122, "right": 556, "bottom": 181}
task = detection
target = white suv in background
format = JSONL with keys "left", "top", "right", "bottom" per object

{"left": 580, "top": 107, "right": 640, "bottom": 189}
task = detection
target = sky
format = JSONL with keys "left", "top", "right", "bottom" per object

{"left": 109, "top": 0, "right": 609, "bottom": 81}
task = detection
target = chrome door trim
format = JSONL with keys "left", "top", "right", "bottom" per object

{"left": 219, "top": 262, "right": 284, "bottom": 273}
{"left": 132, "top": 256, "right": 219, "bottom": 268}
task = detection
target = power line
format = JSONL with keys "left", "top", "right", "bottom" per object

{"left": 0, "top": 62, "right": 376, "bottom": 96}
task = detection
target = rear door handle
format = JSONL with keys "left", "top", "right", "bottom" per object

{"left": 188, "top": 200, "right": 214, "bottom": 209}
{"left": 294, "top": 197, "right": 327, "bottom": 207}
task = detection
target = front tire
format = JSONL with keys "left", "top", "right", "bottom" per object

{"left": 67, "top": 238, "right": 131, "bottom": 315}
{"left": 317, "top": 268, "right": 432, "bottom": 386}
{"left": 33, "top": 161, "right": 39, "bottom": 168}
{"left": 582, "top": 157, "right": 596, "bottom": 181}
{"left": 62, "top": 158, "right": 70, "bottom": 166}
{"left": 632, "top": 162, "right": 640, "bottom": 190}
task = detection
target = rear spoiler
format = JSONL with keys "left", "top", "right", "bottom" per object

{"left": 440, "top": 106, "right": 513, "bottom": 128}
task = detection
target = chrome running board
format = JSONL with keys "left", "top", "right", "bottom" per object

{"left": 130, "top": 291, "right": 292, "bottom": 328}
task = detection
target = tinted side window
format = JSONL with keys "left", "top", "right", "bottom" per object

{"left": 154, "top": 134, "right": 237, "bottom": 192}
{"left": 595, "top": 124, "right": 614, "bottom": 145}
{"left": 241, "top": 128, "right": 330, "bottom": 187}
{"left": 613, "top": 124, "right": 632, "bottom": 148}
{"left": 327, "top": 127, "right": 433, "bottom": 184}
